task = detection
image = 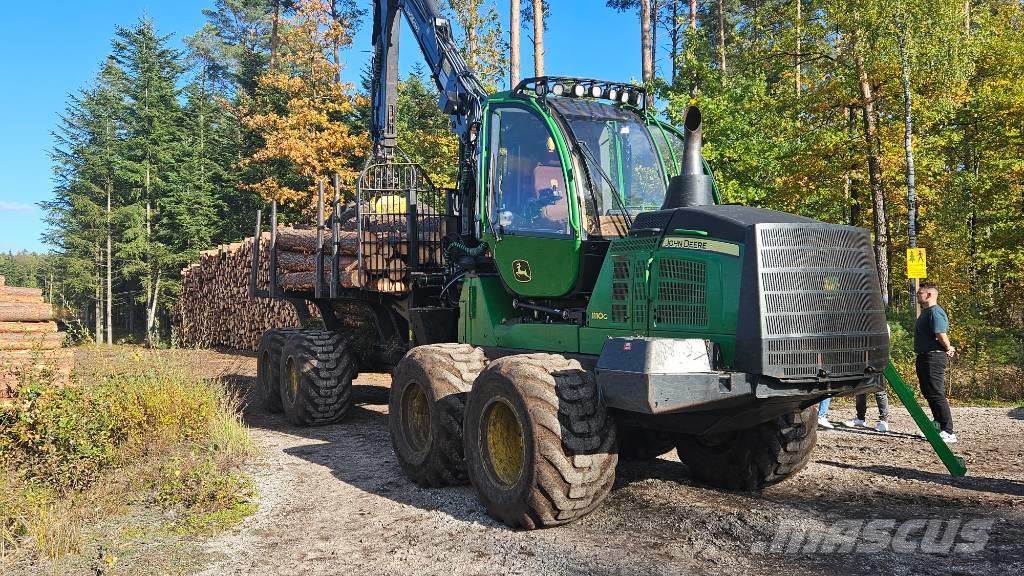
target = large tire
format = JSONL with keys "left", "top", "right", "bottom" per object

{"left": 256, "top": 328, "right": 298, "bottom": 413}
{"left": 464, "top": 354, "right": 617, "bottom": 529}
{"left": 616, "top": 424, "right": 677, "bottom": 461}
{"left": 674, "top": 406, "right": 818, "bottom": 491}
{"left": 279, "top": 330, "right": 357, "bottom": 426}
{"left": 389, "top": 343, "right": 486, "bottom": 487}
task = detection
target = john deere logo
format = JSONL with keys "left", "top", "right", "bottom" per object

{"left": 512, "top": 259, "right": 532, "bottom": 282}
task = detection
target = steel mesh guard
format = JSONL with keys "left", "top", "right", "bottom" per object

{"left": 356, "top": 160, "right": 446, "bottom": 293}
{"left": 653, "top": 258, "right": 708, "bottom": 328}
{"left": 755, "top": 223, "right": 889, "bottom": 379}
{"left": 605, "top": 236, "right": 658, "bottom": 330}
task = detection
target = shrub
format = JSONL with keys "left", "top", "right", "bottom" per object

{"left": 0, "top": 347, "right": 255, "bottom": 561}
{"left": 153, "top": 453, "right": 256, "bottom": 534}
{"left": 0, "top": 383, "right": 117, "bottom": 493}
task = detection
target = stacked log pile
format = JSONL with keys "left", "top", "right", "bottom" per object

{"left": 174, "top": 203, "right": 446, "bottom": 350}
{"left": 174, "top": 235, "right": 310, "bottom": 350}
{"left": 274, "top": 226, "right": 362, "bottom": 291}
{"left": 275, "top": 208, "right": 445, "bottom": 294}
{"left": 0, "top": 275, "right": 72, "bottom": 399}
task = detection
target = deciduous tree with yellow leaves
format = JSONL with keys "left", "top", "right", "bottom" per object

{"left": 241, "top": 0, "right": 368, "bottom": 214}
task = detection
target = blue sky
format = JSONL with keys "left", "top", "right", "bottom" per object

{"left": 0, "top": 1, "right": 648, "bottom": 253}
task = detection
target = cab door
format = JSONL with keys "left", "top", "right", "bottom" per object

{"left": 479, "top": 101, "right": 581, "bottom": 297}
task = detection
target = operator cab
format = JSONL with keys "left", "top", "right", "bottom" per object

{"left": 480, "top": 78, "right": 695, "bottom": 299}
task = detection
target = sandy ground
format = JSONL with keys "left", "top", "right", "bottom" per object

{"left": 192, "top": 349, "right": 1024, "bottom": 576}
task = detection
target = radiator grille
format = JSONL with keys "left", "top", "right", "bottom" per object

{"left": 604, "top": 238, "right": 657, "bottom": 329}
{"left": 653, "top": 258, "right": 707, "bottom": 328}
{"left": 630, "top": 211, "right": 674, "bottom": 232}
{"left": 609, "top": 237, "right": 658, "bottom": 255}
{"left": 634, "top": 272, "right": 648, "bottom": 327}
{"left": 757, "top": 224, "right": 889, "bottom": 379}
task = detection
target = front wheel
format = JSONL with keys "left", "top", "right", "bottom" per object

{"left": 463, "top": 354, "right": 617, "bottom": 529}
{"left": 674, "top": 406, "right": 818, "bottom": 491}
{"left": 388, "top": 343, "right": 486, "bottom": 487}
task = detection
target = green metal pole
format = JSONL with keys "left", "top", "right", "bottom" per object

{"left": 883, "top": 361, "right": 967, "bottom": 477}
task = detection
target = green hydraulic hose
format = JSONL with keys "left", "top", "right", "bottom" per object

{"left": 883, "top": 361, "right": 967, "bottom": 477}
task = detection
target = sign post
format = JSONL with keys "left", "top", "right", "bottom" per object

{"left": 906, "top": 248, "right": 927, "bottom": 317}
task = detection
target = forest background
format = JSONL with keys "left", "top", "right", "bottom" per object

{"left": 2, "top": 0, "right": 1021, "bottom": 400}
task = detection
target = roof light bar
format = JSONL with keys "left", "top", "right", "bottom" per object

{"left": 510, "top": 76, "right": 648, "bottom": 111}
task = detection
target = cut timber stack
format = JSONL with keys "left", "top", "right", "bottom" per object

{"left": 275, "top": 226, "right": 363, "bottom": 291}
{"left": 274, "top": 212, "right": 444, "bottom": 295}
{"left": 174, "top": 234, "right": 317, "bottom": 351}
{"left": 173, "top": 208, "right": 445, "bottom": 350}
{"left": 0, "top": 275, "right": 72, "bottom": 400}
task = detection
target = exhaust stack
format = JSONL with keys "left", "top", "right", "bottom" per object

{"left": 661, "top": 106, "right": 715, "bottom": 210}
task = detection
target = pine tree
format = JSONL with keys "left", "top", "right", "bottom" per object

{"left": 447, "top": 0, "right": 508, "bottom": 91}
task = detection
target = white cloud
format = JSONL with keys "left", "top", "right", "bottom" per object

{"left": 0, "top": 201, "right": 35, "bottom": 212}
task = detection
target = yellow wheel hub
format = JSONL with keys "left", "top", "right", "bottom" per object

{"left": 484, "top": 400, "right": 525, "bottom": 487}
{"left": 402, "top": 382, "right": 431, "bottom": 451}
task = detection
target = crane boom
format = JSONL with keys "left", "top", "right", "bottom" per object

{"left": 370, "top": 0, "right": 488, "bottom": 156}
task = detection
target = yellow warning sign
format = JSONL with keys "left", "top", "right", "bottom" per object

{"left": 907, "top": 248, "right": 927, "bottom": 279}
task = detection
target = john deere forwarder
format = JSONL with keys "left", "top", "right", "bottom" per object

{"left": 250, "top": 0, "right": 890, "bottom": 529}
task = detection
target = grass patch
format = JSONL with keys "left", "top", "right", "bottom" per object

{"left": 0, "top": 347, "right": 256, "bottom": 565}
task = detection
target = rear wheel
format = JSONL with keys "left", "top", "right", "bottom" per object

{"left": 389, "top": 343, "right": 486, "bottom": 487}
{"left": 464, "top": 354, "right": 617, "bottom": 529}
{"left": 279, "top": 330, "right": 357, "bottom": 426}
{"left": 674, "top": 406, "right": 817, "bottom": 490}
{"left": 256, "top": 328, "right": 297, "bottom": 413}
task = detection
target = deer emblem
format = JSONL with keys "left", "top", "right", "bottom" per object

{"left": 512, "top": 260, "right": 532, "bottom": 282}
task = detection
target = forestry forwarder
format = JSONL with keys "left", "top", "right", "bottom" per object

{"left": 250, "top": 0, "right": 890, "bottom": 529}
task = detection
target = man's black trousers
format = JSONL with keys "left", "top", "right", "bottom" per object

{"left": 916, "top": 351, "right": 953, "bottom": 433}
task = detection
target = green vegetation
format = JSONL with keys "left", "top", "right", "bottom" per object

{"left": 648, "top": 0, "right": 1024, "bottom": 397}
{"left": 0, "top": 252, "right": 52, "bottom": 290}
{"left": 0, "top": 348, "right": 255, "bottom": 564}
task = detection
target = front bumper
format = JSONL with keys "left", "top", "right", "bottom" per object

{"left": 595, "top": 337, "right": 883, "bottom": 415}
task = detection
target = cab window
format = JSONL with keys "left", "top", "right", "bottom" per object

{"left": 650, "top": 123, "right": 679, "bottom": 177}
{"left": 487, "top": 107, "right": 570, "bottom": 236}
{"left": 566, "top": 116, "right": 667, "bottom": 238}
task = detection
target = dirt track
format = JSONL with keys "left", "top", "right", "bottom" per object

{"left": 196, "top": 349, "right": 1024, "bottom": 576}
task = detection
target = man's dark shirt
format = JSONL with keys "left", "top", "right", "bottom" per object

{"left": 914, "top": 304, "right": 950, "bottom": 354}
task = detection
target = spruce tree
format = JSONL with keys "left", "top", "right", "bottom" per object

{"left": 42, "top": 59, "right": 126, "bottom": 342}
{"left": 112, "top": 18, "right": 185, "bottom": 344}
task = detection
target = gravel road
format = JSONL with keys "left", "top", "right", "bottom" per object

{"left": 197, "top": 349, "right": 1024, "bottom": 576}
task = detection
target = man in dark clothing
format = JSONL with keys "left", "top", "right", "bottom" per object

{"left": 914, "top": 282, "right": 957, "bottom": 443}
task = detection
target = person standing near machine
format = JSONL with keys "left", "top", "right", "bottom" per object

{"left": 842, "top": 391, "right": 889, "bottom": 432}
{"left": 914, "top": 282, "right": 957, "bottom": 443}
